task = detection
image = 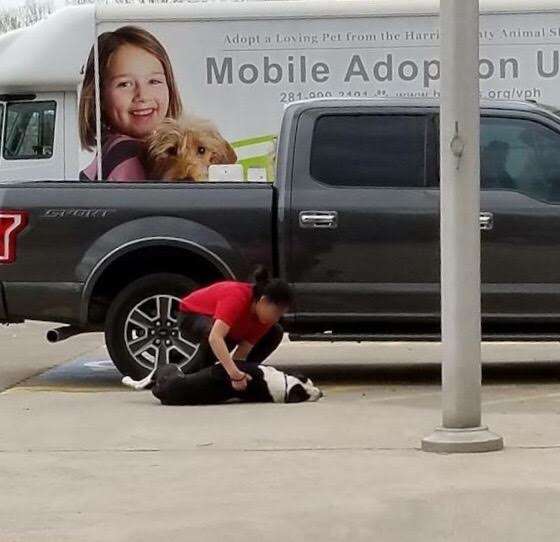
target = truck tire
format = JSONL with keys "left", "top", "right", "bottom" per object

{"left": 105, "top": 273, "right": 199, "bottom": 379}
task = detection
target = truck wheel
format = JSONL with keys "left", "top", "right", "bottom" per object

{"left": 105, "top": 273, "right": 200, "bottom": 379}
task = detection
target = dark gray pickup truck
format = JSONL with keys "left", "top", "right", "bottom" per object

{"left": 2, "top": 98, "right": 560, "bottom": 377}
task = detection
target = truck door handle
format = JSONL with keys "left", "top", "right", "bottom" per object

{"left": 480, "top": 212, "right": 494, "bottom": 231}
{"left": 299, "top": 211, "right": 338, "bottom": 229}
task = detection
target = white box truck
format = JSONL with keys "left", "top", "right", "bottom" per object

{"left": 2, "top": 0, "right": 560, "bottom": 182}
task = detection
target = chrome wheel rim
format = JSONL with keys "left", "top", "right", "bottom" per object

{"left": 124, "top": 294, "right": 199, "bottom": 372}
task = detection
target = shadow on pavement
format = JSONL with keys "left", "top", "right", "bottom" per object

{"left": 9, "top": 354, "right": 560, "bottom": 392}
{"left": 271, "top": 361, "right": 560, "bottom": 386}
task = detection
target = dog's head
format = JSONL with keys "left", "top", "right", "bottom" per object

{"left": 143, "top": 116, "right": 237, "bottom": 181}
{"left": 259, "top": 366, "right": 323, "bottom": 403}
{"left": 285, "top": 374, "right": 323, "bottom": 403}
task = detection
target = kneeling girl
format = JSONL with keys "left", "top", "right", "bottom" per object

{"left": 177, "top": 267, "right": 293, "bottom": 392}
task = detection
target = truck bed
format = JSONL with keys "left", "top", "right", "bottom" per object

{"left": 0, "top": 181, "right": 275, "bottom": 324}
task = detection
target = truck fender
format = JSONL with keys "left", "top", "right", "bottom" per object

{"left": 78, "top": 216, "right": 241, "bottom": 323}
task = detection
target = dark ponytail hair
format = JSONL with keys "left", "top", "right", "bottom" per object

{"left": 252, "top": 266, "right": 293, "bottom": 307}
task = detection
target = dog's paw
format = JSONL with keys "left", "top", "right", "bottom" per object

{"left": 121, "top": 375, "right": 154, "bottom": 391}
{"left": 121, "top": 376, "right": 137, "bottom": 389}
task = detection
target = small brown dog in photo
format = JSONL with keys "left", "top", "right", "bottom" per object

{"left": 142, "top": 116, "right": 238, "bottom": 181}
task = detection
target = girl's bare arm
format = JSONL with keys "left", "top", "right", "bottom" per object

{"left": 208, "top": 320, "right": 247, "bottom": 380}
{"left": 232, "top": 341, "right": 254, "bottom": 362}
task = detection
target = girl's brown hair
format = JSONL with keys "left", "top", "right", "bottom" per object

{"left": 79, "top": 26, "right": 183, "bottom": 151}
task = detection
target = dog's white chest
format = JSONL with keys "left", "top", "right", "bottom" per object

{"left": 260, "top": 366, "right": 286, "bottom": 403}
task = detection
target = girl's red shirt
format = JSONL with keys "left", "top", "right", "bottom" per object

{"left": 179, "top": 281, "right": 272, "bottom": 345}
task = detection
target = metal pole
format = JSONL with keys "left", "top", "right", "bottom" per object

{"left": 421, "top": 0, "right": 503, "bottom": 453}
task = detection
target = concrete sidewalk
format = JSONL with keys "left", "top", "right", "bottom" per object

{"left": 2, "top": 341, "right": 560, "bottom": 541}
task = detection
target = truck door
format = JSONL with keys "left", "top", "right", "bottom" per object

{"left": 0, "top": 93, "right": 64, "bottom": 182}
{"left": 478, "top": 112, "right": 560, "bottom": 322}
{"left": 287, "top": 107, "right": 440, "bottom": 330}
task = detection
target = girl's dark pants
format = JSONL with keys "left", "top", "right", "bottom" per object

{"left": 175, "top": 311, "right": 284, "bottom": 374}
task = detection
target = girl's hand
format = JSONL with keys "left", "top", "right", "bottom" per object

{"left": 230, "top": 372, "right": 252, "bottom": 392}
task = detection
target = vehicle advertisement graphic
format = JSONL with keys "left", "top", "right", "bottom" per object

{"left": 78, "top": 12, "right": 560, "bottom": 182}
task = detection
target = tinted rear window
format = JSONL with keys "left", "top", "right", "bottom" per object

{"left": 310, "top": 114, "right": 427, "bottom": 188}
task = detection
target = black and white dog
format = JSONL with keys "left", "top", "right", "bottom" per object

{"left": 122, "top": 362, "right": 323, "bottom": 405}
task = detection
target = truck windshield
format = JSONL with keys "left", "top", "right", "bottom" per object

{"left": 0, "top": 102, "right": 4, "bottom": 158}
{"left": 3, "top": 101, "right": 56, "bottom": 160}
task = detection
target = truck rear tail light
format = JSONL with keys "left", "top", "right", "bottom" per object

{"left": 0, "top": 211, "right": 28, "bottom": 264}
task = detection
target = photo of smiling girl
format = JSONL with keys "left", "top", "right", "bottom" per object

{"left": 79, "top": 26, "right": 182, "bottom": 181}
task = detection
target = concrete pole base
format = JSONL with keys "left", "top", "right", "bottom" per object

{"left": 421, "top": 425, "right": 504, "bottom": 453}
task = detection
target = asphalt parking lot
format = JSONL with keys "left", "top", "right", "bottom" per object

{"left": 2, "top": 323, "right": 560, "bottom": 541}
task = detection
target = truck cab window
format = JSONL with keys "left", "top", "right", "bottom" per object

{"left": 310, "top": 114, "right": 427, "bottom": 188}
{"left": 0, "top": 103, "right": 4, "bottom": 146}
{"left": 3, "top": 101, "right": 56, "bottom": 160}
{"left": 481, "top": 117, "right": 560, "bottom": 202}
